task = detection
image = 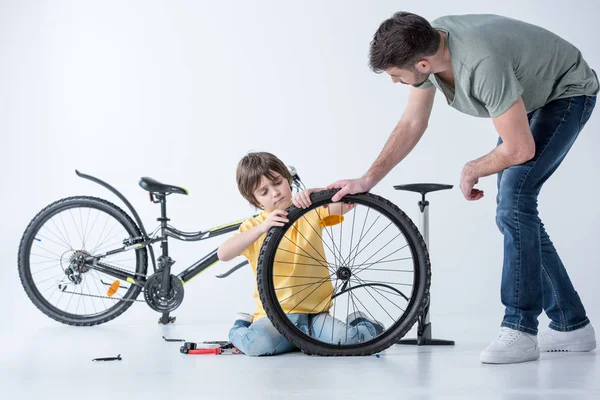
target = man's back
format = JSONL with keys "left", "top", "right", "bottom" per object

{"left": 421, "top": 14, "right": 599, "bottom": 117}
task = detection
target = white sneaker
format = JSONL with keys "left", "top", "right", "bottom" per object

{"left": 538, "top": 323, "right": 596, "bottom": 352}
{"left": 234, "top": 312, "right": 254, "bottom": 326}
{"left": 480, "top": 327, "right": 540, "bottom": 364}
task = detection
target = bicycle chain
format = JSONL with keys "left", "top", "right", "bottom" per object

{"left": 58, "top": 260, "right": 149, "bottom": 302}
{"left": 58, "top": 288, "right": 146, "bottom": 302}
{"left": 93, "top": 260, "right": 149, "bottom": 279}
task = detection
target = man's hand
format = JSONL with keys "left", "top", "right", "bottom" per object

{"left": 327, "top": 177, "right": 374, "bottom": 202}
{"left": 260, "top": 210, "right": 289, "bottom": 233}
{"left": 460, "top": 163, "right": 484, "bottom": 201}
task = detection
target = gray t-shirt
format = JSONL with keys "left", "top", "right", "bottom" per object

{"left": 417, "top": 14, "right": 599, "bottom": 118}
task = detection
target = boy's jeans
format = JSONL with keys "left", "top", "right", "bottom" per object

{"left": 497, "top": 95, "right": 596, "bottom": 335}
{"left": 229, "top": 313, "right": 378, "bottom": 356}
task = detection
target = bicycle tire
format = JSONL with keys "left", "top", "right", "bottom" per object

{"left": 257, "top": 189, "right": 430, "bottom": 356}
{"left": 18, "top": 196, "right": 148, "bottom": 326}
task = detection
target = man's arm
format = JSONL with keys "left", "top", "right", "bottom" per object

{"left": 460, "top": 97, "right": 535, "bottom": 200}
{"left": 363, "top": 85, "right": 436, "bottom": 187}
{"left": 330, "top": 85, "right": 436, "bottom": 201}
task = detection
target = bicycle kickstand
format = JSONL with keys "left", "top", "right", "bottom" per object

{"left": 158, "top": 312, "right": 176, "bottom": 325}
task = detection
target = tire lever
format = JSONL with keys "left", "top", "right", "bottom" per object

{"left": 92, "top": 354, "right": 122, "bottom": 362}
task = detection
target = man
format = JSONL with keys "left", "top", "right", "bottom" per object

{"left": 328, "top": 12, "right": 598, "bottom": 364}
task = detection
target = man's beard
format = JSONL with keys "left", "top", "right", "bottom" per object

{"left": 411, "top": 71, "right": 430, "bottom": 87}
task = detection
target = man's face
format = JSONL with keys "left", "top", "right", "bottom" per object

{"left": 385, "top": 66, "right": 430, "bottom": 87}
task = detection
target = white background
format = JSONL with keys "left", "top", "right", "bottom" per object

{"left": 1, "top": 0, "right": 598, "bottom": 337}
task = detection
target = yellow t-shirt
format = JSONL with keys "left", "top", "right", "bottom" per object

{"left": 238, "top": 207, "right": 335, "bottom": 321}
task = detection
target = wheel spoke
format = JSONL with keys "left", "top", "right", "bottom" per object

{"left": 261, "top": 194, "right": 429, "bottom": 355}
{"left": 22, "top": 201, "right": 142, "bottom": 323}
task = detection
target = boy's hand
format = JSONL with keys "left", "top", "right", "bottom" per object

{"left": 293, "top": 188, "right": 357, "bottom": 215}
{"left": 260, "top": 210, "right": 289, "bottom": 233}
{"left": 340, "top": 203, "right": 357, "bottom": 212}
{"left": 293, "top": 189, "right": 317, "bottom": 209}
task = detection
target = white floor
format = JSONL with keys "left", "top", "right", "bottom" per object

{"left": 1, "top": 316, "right": 598, "bottom": 400}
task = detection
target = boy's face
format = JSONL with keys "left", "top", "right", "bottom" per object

{"left": 253, "top": 172, "right": 292, "bottom": 212}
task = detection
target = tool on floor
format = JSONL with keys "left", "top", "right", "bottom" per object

{"left": 92, "top": 354, "right": 122, "bottom": 362}
{"left": 180, "top": 341, "right": 242, "bottom": 355}
{"left": 162, "top": 335, "right": 186, "bottom": 342}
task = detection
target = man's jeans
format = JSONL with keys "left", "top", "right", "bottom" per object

{"left": 496, "top": 95, "right": 596, "bottom": 335}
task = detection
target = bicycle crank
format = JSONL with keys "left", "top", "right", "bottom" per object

{"left": 143, "top": 273, "right": 184, "bottom": 312}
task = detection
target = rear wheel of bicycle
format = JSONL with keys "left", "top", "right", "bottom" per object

{"left": 18, "top": 196, "right": 148, "bottom": 326}
{"left": 257, "top": 189, "right": 430, "bottom": 356}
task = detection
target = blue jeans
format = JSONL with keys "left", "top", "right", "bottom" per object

{"left": 228, "top": 313, "right": 379, "bottom": 356}
{"left": 496, "top": 95, "right": 596, "bottom": 335}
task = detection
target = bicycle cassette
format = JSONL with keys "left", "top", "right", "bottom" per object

{"left": 144, "top": 273, "right": 184, "bottom": 312}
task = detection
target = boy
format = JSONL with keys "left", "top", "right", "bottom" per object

{"left": 217, "top": 152, "right": 383, "bottom": 356}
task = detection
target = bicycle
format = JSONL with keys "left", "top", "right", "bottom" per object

{"left": 18, "top": 168, "right": 431, "bottom": 356}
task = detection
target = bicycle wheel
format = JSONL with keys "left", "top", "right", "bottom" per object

{"left": 257, "top": 189, "right": 430, "bottom": 356}
{"left": 18, "top": 196, "right": 148, "bottom": 325}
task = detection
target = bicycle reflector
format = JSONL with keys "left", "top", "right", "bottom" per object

{"left": 107, "top": 280, "right": 121, "bottom": 297}
{"left": 320, "top": 214, "right": 344, "bottom": 227}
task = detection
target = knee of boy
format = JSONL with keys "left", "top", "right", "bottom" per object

{"left": 241, "top": 335, "right": 274, "bottom": 357}
{"left": 330, "top": 324, "right": 362, "bottom": 345}
{"left": 228, "top": 327, "right": 237, "bottom": 342}
{"left": 348, "top": 322, "right": 379, "bottom": 343}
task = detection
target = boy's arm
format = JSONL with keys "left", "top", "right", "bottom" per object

{"left": 217, "top": 225, "right": 265, "bottom": 262}
{"left": 217, "top": 210, "right": 289, "bottom": 261}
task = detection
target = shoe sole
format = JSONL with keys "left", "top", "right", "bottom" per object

{"left": 480, "top": 351, "right": 540, "bottom": 364}
{"left": 540, "top": 340, "right": 596, "bottom": 352}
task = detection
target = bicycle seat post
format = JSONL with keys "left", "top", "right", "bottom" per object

{"left": 393, "top": 183, "right": 455, "bottom": 346}
{"left": 419, "top": 192, "right": 429, "bottom": 251}
{"left": 157, "top": 193, "right": 171, "bottom": 283}
{"left": 156, "top": 193, "right": 176, "bottom": 325}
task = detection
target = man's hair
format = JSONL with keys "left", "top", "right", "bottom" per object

{"left": 236, "top": 152, "right": 293, "bottom": 208}
{"left": 369, "top": 12, "right": 441, "bottom": 73}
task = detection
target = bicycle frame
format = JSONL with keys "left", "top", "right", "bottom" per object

{"left": 75, "top": 169, "right": 304, "bottom": 289}
{"left": 85, "top": 212, "right": 250, "bottom": 287}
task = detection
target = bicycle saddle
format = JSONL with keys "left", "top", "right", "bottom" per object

{"left": 139, "top": 177, "right": 188, "bottom": 195}
{"left": 393, "top": 183, "right": 453, "bottom": 195}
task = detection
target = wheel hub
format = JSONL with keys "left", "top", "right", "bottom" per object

{"left": 336, "top": 266, "right": 352, "bottom": 281}
{"left": 69, "top": 250, "right": 92, "bottom": 273}
{"left": 65, "top": 250, "right": 92, "bottom": 284}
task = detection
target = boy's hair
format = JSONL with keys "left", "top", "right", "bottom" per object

{"left": 369, "top": 12, "right": 440, "bottom": 73}
{"left": 236, "top": 152, "right": 293, "bottom": 208}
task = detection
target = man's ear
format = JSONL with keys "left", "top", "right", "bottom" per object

{"left": 415, "top": 59, "right": 431, "bottom": 73}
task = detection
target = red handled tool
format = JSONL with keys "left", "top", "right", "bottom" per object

{"left": 180, "top": 341, "right": 242, "bottom": 355}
